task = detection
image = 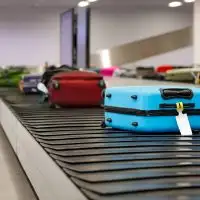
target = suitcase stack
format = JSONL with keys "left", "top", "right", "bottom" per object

{"left": 19, "top": 74, "right": 42, "bottom": 94}
{"left": 136, "top": 66, "right": 163, "bottom": 80}
{"left": 165, "top": 68, "right": 195, "bottom": 83}
{"left": 100, "top": 66, "right": 119, "bottom": 77}
{"left": 155, "top": 65, "right": 173, "bottom": 74}
{"left": 136, "top": 66, "right": 155, "bottom": 78}
{"left": 48, "top": 71, "right": 106, "bottom": 108}
{"left": 102, "top": 86, "right": 200, "bottom": 133}
{"left": 119, "top": 69, "right": 137, "bottom": 78}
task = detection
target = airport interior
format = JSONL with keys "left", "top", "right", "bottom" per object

{"left": 1, "top": 0, "right": 200, "bottom": 199}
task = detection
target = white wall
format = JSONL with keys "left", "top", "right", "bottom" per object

{"left": 121, "top": 46, "right": 193, "bottom": 68}
{"left": 0, "top": 8, "right": 63, "bottom": 66}
{"left": 194, "top": 0, "right": 200, "bottom": 65}
{"left": 0, "top": 7, "right": 193, "bottom": 67}
{"left": 91, "top": 7, "right": 193, "bottom": 66}
{"left": 91, "top": 7, "right": 193, "bottom": 53}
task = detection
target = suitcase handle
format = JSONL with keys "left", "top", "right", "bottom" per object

{"left": 160, "top": 88, "right": 193, "bottom": 99}
{"left": 159, "top": 103, "right": 195, "bottom": 109}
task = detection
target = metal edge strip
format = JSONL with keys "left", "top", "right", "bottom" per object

{"left": 0, "top": 98, "right": 87, "bottom": 200}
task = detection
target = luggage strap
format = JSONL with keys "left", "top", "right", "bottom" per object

{"left": 104, "top": 105, "right": 200, "bottom": 116}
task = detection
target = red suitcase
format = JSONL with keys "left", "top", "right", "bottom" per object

{"left": 155, "top": 65, "right": 174, "bottom": 73}
{"left": 48, "top": 71, "right": 106, "bottom": 108}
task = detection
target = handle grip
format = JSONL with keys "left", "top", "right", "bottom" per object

{"left": 160, "top": 88, "right": 193, "bottom": 99}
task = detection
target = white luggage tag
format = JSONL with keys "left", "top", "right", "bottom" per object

{"left": 175, "top": 102, "right": 192, "bottom": 136}
{"left": 37, "top": 82, "right": 48, "bottom": 94}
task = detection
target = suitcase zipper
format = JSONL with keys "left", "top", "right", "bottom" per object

{"left": 159, "top": 103, "right": 195, "bottom": 109}
{"left": 104, "top": 105, "right": 200, "bottom": 116}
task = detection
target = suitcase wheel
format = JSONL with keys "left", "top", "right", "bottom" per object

{"left": 99, "top": 80, "right": 106, "bottom": 88}
{"left": 131, "top": 95, "right": 137, "bottom": 100}
{"left": 101, "top": 121, "right": 106, "bottom": 128}
{"left": 106, "top": 93, "right": 112, "bottom": 98}
{"left": 48, "top": 100, "right": 56, "bottom": 109}
{"left": 49, "top": 103, "right": 56, "bottom": 109}
{"left": 132, "top": 122, "right": 138, "bottom": 127}
{"left": 106, "top": 118, "right": 112, "bottom": 123}
{"left": 52, "top": 80, "right": 60, "bottom": 89}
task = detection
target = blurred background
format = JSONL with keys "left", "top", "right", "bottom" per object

{"left": 0, "top": 0, "right": 198, "bottom": 88}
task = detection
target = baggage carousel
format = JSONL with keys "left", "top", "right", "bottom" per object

{"left": 1, "top": 78, "right": 200, "bottom": 200}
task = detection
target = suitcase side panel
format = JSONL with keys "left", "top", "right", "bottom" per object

{"left": 49, "top": 79, "right": 104, "bottom": 106}
{"left": 105, "top": 112, "right": 200, "bottom": 132}
{"left": 104, "top": 86, "right": 200, "bottom": 110}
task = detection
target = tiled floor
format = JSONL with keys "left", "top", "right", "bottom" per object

{"left": 0, "top": 126, "right": 37, "bottom": 200}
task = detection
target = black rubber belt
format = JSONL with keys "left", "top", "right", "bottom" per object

{"left": 4, "top": 93, "right": 200, "bottom": 200}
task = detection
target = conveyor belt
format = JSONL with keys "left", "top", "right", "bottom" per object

{"left": 4, "top": 94, "right": 200, "bottom": 200}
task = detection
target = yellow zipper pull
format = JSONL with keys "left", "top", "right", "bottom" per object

{"left": 176, "top": 102, "right": 184, "bottom": 113}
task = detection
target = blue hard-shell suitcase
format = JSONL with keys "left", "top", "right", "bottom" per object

{"left": 103, "top": 86, "right": 200, "bottom": 132}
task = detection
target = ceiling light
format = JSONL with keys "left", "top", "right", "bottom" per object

{"left": 168, "top": 1, "right": 183, "bottom": 7}
{"left": 78, "top": 1, "right": 89, "bottom": 7}
{"left": 184, "top": 0, "right": 195, "bottom": 2}
{"left": 87, "top": 0, "right": 98, "bottom": 2}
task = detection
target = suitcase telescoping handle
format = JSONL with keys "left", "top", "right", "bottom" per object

{"left": 160, "top": 88, "right": 193, "bottom": 99}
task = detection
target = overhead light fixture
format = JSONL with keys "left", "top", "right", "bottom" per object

{"left": 168, "top": 1, "right": 183, "bottom": 7}
{"left": 78, "top": 1, "right": 89, "bottom": 7}
{"left": 87, "top": 0, "right": 98, "bottom": 2}
{"left": 184, "top": 0, "right": 195, "bottom": 2}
